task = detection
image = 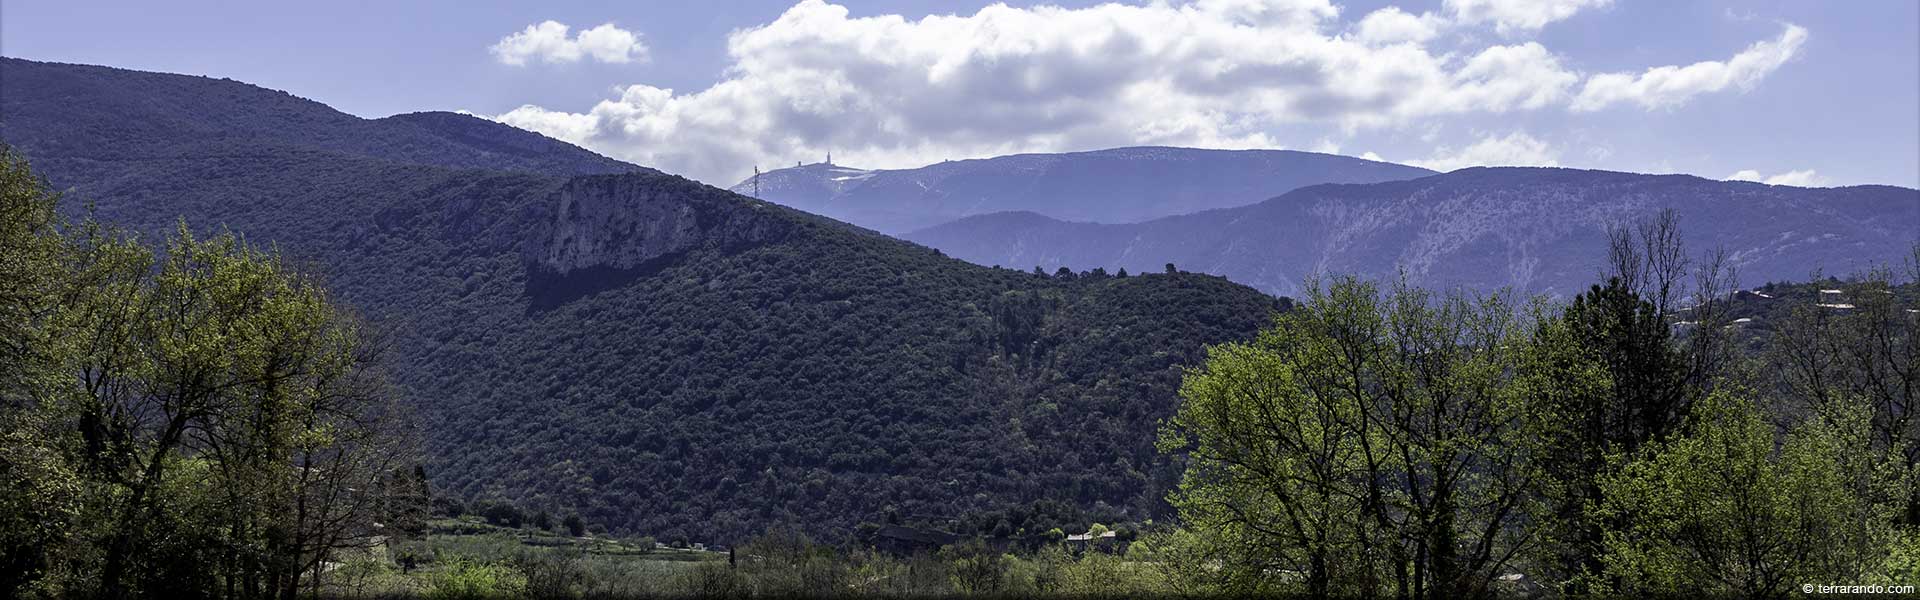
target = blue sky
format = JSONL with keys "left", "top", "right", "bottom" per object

{"left": 4, "top": 0, "right": 1915, "bottom": 189}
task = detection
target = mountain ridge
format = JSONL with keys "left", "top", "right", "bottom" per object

{"left": 730, "top": 146, "right": 1437, "bottom": 233}
{"left": 0, "top": 57, "right": 645, "bottom": 176}
{"left": 905, "top": 166, "right": 1919, "bottom": 297}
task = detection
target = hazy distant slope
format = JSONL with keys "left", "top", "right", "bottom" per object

{"left": 907, "top": 168, "right": 1920, "bottom": 297}
{"left": 0, "top": 58, "right": 1284, "bottom": 544}
{"left": 730, "top": 147, "right": 1436, "bottom": 233}
{"left": 0, "top": 57, "right": 643, "bottom": 176}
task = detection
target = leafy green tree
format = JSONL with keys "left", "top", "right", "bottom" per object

{"left": 1163, "top": 277, "right": 1553, "bottom": 599}
{"left": 0, "top": 147, "right": 62, "bottom": 399}
{"left": 734, "top": 528, "right": 846, "bottom": 596}
{"left": 940, "top": 539, "right": 1010, "bottom": 595}
{"left": 1768, "top": 258, "right": 1920, "bottom": 525}
{"left": 0, "top": 148, "right": 408, "bottom": 599}
{"left": 0, "top": 147, "right": 84, "bottom": 599}
{"left": 1595, "top": 391, "right": 1907, "bottom": 598}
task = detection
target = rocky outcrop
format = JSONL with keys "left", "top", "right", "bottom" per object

{"left": 529, "top": 173, "right": 797, "bottom": 277}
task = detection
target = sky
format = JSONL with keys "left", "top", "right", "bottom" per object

{"left": 3, "top": 0, "right": 1916, "bottom": 189}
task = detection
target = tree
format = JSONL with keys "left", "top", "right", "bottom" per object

{"left": 0, "top": 148, "right": 410, "bottom": 599}
{"left": 1534, "top": 211, "right": 1737, "bottom": 591}
{"left": 387, "top": 465, "right": 433, "bottom": 537}
{"left": 941, "top": 539, "right": 1009, "bottom": 595}
{"left": 1596, "top": 391, "right": 1907, "bottom": 598}
{"left": 479, "top": 500, "right": 527, "bottom": 528}
{"left": 563, "top": 513, "right": 586, "bottom": 538}
{"left": 0, "top": 147, "right": 83, "bottom": 599}
{"left": 1767, "top": 256, "right": 1920, "bottom": 526}
{"left": 67, "top": 224, "right": 407, "bottom": 599}
{"left": 1163, "top": 277, "right": 1554, "bottom": 599}
{"left": 0, "top": 147, "right": 61, "bottom": 399}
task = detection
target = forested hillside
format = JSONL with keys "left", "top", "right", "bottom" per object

{"left": 0, "top": 58, "right": 1285, "bottom": 544}
{"left": 906, "top": 168, "right": 1920, "bottom": 298}
{"left": 0, "top": 59, "right": 642, "bottom": 176}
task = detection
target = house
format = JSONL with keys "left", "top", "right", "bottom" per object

{"left": 1064, "top": 529, "right": 1118, "bottom": 553}
{"left": 1818, "top": 289, "right": 1856, "bottom": 309}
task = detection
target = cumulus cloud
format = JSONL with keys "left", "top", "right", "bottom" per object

{"left": 491, "top": 21, "right": 650, "bottom": 66}
{"left": 1353, "top": 7, "right": 1443, "bottom": 45}
{"left": 1572, "top": 24, "right": 1806, "bottom": 111}
{"left": 493, "top": 1, "right": 1801, "bottom": 185}
{"left": 1444, "top": 0, "right": 1611, "bottom": 34}
{"left": 1406, "top": 131, "right": 1560, "bottom": 172}
{"left": 1726, "top": 168, "right": 1828, "bottom": 187}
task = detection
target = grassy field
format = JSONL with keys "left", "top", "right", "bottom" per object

{"left": 315, "top": 518, "right": 729, "bottom": 598}
{"left": 306, "top": 518, "right": 1185, "bottom": 598}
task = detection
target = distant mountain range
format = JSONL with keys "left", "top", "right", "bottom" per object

{"left": 906, "top": 169, "right": 1920, "bottom": 298}
{"left": 729, "top": 148, "right": 1435, "bottom": 233}
{"left": 0, "top": 57, "right": 1282, "bottom": 543}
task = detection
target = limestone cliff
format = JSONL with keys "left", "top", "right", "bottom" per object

{"left": 529, "top": 173, "right": 798, "bottom": 277}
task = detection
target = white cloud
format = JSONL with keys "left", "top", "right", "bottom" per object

{"left": 1445, "top": 0, "right": 1611, "bottom": 34}
{"left": 1436, "top": 42, "right": 1579, "bottom": 112}
{"left": 1352, "top": 7, "right": 1442, "bottom": 45}
{"left": 492, "top": 1, "right": 1803, "bottom": 185}
{"left": 1726, "top": 168, "right": 1828, "bottom": 187}
{"left": 1195, "top": 0, "right": 1340, "bottom": 27}
{"left": 1572, "top": 24, "right": 1806, "bottom": 111}
{"left": 1406, "top": 131, "right": 1560, "bottom": 172}
{"left": 491, "top": 21, "right": 650, "bottom": 66}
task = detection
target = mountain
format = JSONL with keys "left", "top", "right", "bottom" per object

{"left": 729, "top": 147, "right": 1435, "bottom": 233}
{"left": 906, "top": 168, "right": 1920, "bottom": 298}
{"left": 0, "top": 59, "right": 644, "bottom": 176}
{"left": 0, "top": 58, "right": 1284, "bottom": 543}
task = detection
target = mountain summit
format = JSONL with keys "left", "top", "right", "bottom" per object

{"left": 730, "top": 147, "right": 1435, "bottom": 233}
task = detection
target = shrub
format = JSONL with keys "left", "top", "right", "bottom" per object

{"left": 426, "top": 558, "right": 526, "bottom": 600}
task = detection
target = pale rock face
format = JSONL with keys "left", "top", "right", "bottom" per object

{"left": 531, "top": 175, "right": 794, "bottom": 275}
